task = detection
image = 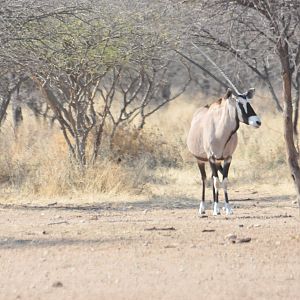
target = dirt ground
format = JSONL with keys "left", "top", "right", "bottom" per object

{"left": 0, "top": 189, "right": 300, "bottom": 300}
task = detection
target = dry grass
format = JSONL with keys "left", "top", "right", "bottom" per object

{"left": 0, "top": 92, "right": 293, "bottom": 203}
{"left": 0, "top": 118, "right": 147, "bottom": 199}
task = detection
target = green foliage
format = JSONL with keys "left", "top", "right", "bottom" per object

{"left": 17, "top": 8, "right": 171, "bottom": 77}
{"left": 22, "top": 16, "right": 127, "bottom": 74}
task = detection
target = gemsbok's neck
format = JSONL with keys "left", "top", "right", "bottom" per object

{"left": 215, "top": 99, "right": 240, "bottom": 150}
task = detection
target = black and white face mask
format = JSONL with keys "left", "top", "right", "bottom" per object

{"left": 235, "top": 88, "right": 261, "bottom": 128}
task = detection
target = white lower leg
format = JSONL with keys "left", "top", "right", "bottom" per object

{"left": 213, "top": 176, "right": 220, "bottom": 191}
{"left": 224, "top": 202, "right": 233, "bottom": 215}
{"left": 213, "top": 202, "right": 220, "bottom": 216}
{"left": 222, "top": 178, "right": 233, "bottom": 215}
{"left": 212, "top": 176, "right": 220, "bottom": 215}
{"left": 199, "top": 201, "right": 206, "bottom": 215}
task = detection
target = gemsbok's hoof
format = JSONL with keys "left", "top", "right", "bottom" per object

{"left": 225, "top": 203, "right": 233, "bottom": 215}
{"left": 213, "top": 202, "right": 220, "bottom": 216}
{"left": 199, "top": 201, "right": 206, "bottom": 215}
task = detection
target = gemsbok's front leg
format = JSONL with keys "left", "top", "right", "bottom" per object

{"left": 223, "top": 157, "right": 233, "bottom": 215}
{"left": 209, "top": 158, "right": 221, "bottom": 216}
{"left": 197, "top": 162, "right": 206, "bottom": 215}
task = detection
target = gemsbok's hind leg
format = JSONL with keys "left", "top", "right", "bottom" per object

{"left": 197, "top": 162, "right": 206, "bottom": 215}
{"left": 217, "top": 164, "right": 224, "bottom": 176}
{"left": 209, "top": 158, "right": 221, "bottom": 216}
{"left": 223, "top": 157, "right": 233, "bottom": 215}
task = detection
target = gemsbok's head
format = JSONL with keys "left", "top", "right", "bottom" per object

{"left": 225, "top": 88, "right": 261, "bottom": 128}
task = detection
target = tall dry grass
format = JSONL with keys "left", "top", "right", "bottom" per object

{"left": 0, "top": 118, "right": 147, "bottom": 198}
{"left": 0, "top": 92, "right": 291, "bottom": 203}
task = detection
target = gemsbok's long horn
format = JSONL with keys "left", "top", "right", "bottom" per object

{"left": 192, "top": 43, "right": 240, "bottom": 95}
{"left": 174, "top": 49, "right": 234, "bottom": 94}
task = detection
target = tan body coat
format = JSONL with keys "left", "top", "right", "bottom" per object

{"left": 187, "top": 97, "right": 238, "bottom": 162}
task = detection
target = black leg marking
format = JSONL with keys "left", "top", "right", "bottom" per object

{"left": 197, "top": 162, "right": 206, "bottom": 214}
{"left": 209, "top": 159, "right": 219, "bottom": 204}
{"left": 223, "top": 158, "right": 231, "bottom": 204}
{"left": 224, "top": 191, "right": 229, "bottom": 204}
{"left": 218, "top": 164, "right": 224, "bottom": 176}
{"left": 197, "top": 162, "right": 206, "bottom": 202}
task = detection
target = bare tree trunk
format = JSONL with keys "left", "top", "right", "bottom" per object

{"left": 293, "top": 72, "right": 300, "bottom": 136}
{"left": 12, "top": 88, "right": 23, "bottom": 137}
{"left": 0, "top": 96, "right": 11, "bottom": 125}
{"left": 32, "top": 77, "right": 76, "bottom": 159}
{"left": 75, "top": 133, "right": 87, "bottom": 167}
{"left": 282, "top": 73, "right": 300, "bottom": 202}
{"left": 0, "top": 76, "right": 24, "bottom": 125}
{"left": 279, "top": 42, "right": 300, "bottom": 203}
{"left": 293, "top": 74, "right": 300, "bottom": 153}
{"left": 263, "top": 65, "right": 283, "bottom": 113}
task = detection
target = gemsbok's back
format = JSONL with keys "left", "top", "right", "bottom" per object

{"left": 187, "top": 88, "right": 261, "bottom": 216}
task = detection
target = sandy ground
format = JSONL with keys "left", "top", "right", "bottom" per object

{"left": 0, "top": 190, "right": 300, "bottom": 300}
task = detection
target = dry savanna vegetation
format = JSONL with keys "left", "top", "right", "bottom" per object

{"left": 1, "top": 1, "right": 300, "bottom": 299}
{"left": 0, "top": 92, "right": 293, "bottom": 205}
{"left": 1, "top": 91, "right": 298, "bottom": 300}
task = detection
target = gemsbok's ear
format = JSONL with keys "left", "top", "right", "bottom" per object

{"left": 247, "top": 88, "right": 255, "bottom": 99}
{"left": 224, "top": 88, "right": 232, "bottom": 99}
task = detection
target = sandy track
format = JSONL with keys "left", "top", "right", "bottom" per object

{"left": 0, "top": 195, "right": 300, "bottom": 300}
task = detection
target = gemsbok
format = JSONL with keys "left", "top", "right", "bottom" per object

{"left": 187, "top": 88, "right": 261, "bottom": 216}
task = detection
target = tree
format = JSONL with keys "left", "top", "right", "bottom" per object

{"left": 0, "top": 0, "right": 85, "bottom": 127}
{"left": 184, "top": 0, "right": 300, "bottom": 202}
{"left": 4, "top": 0, "right": 190, "bottom": 166}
